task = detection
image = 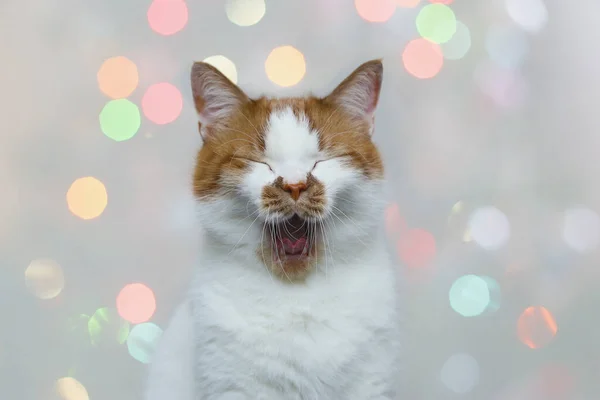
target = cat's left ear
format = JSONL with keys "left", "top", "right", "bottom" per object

{"left": 190, "top": 61, "right": 249, "bottom": 139}
{"left": 325, "top": 59, "right": 383, "bottom": 134}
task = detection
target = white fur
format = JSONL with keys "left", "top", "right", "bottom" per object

{"left": 145, "top": 109, "right": 402, "bottom": 399}
{"left": 263, "top": 108, "right": 320, "bottom": 183}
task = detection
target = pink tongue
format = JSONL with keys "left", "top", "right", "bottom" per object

{"left": 282, "top": 237, "right": 306, "bottom": 255}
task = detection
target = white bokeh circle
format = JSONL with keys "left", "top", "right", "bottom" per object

{"left": 468, "top": 206, "right": 510, "bottom": 250}
{"left": 441, "top": 353, "right": 480, "bottom": 394}
{"left": 563, "top": 206, "right": 600, "bottom": 253}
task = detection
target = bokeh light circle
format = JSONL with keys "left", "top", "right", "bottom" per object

{"left": 88, "top": 307, "right": 130, "bottom": 346}
{"left": 562, "top": 207, "right": 600, "bottom": 253}
{"left": 505, "top": 0, "right": 548, "bottom": 33}
{"left": 441, "top": 21, "right": 471, "bottom": 60}
{"left": 416, "top": 3, "right": 457, "bottom": 44}
{"left": 485, "top": 25, "right": 530, "bottom": 69}
{"left": 449, "top": 275, "right": 490, "bottom": 317}
{"left": 97, "top": 56, "right": 139, "bottom": 99}
{"left": 468, "top": 206, "right": 510, "bottom": 250}
{"left": 25, "top": 258, "right": 64, "bottom": 300}
{"left": 355, "top": 0, "right": 396, "bottom": 23}
{"left": 225, "top": 0, "right": 266, "bottom": 27}
{"left": 147, "top": 0, "right": 188, "bottom": 36}
{"left": 99, "top": 99, "right": 141, "bottom": 142}
{"left": 397, "top": 228, "right": 436, "bottom": 268}
{"left": 117, "top": 283, "right": 157, "bottom": 324}
{"left": 440, "top": 353, "right": 479, "bottom": 394}
{"left": 517, "top": 306, "right": 558, "bottom": 349}
{"left": 142, "top": 82, "right": 183, "bottom": 125}
{"left": 55, "top": 377, "right": 89, "bottom": 400}
{"left": 396, "top": 0, "right": 421, "bottom": 8}
{"left": 265, "top": 46, "right": 306, "bottom": 87}
{"left": 67, "top": 177, "right": 108, "bottom": 220}
{"left": 203, "top": 55, "right": 238, "bottom": 84}
{"left": 127, "top": 322, "right": 163, "bottom": 363}
{"left": 402, "top": 38, "right": 444, "bottom": 79}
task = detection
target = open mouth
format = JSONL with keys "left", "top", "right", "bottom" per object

{"left": 269, "top": 214, "right": 314, "bottom": 263}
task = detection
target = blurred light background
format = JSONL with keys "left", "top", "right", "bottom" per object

{"left": 1, "top": 0, "right": 599, "bottom": 399}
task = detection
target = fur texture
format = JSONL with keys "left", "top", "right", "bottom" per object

{"left": 145, "top": 60, "right": 402, "bottom": 399}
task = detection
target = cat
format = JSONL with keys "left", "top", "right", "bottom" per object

{"left": 144, "top": 59, "right": 402, "bottom": 400}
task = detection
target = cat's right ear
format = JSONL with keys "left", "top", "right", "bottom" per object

{"left": 190, "top": 62, "right": 249, "bottom": 138}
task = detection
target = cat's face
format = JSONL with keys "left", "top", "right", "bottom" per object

{"left": 191, "top": 60, "right": 385, "bottom": 281}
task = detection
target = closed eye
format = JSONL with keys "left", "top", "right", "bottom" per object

{"left": 232, "top": 156, "right": 274, "bottom": 172}
{"left": 312, "top": 154, "right": 351, "bottom": 170}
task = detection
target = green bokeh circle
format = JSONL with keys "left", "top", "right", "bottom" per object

{"left": 127, "top": 322, "right": 163, "bottom": 364}
{"left": 449, "top": 275, "right": 490, "bottom": 317}
{"left": 416, "top": 4, "right": 457, "bottom": 44}
{"left": 99, "top": 99, "right": 141, "bottom": 142}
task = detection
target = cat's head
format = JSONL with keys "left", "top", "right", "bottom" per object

{"left": 191, "top": 60, "right": 386, "bottom": 281}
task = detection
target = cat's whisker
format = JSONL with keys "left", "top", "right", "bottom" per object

{"left": 260, "top": 220, "right": 275, "bottom": 283}
{"left": 238, "top": 208, "right": 260, "bottom": 222}
{"left": 215, "top": 137, "right": 257, "bottom": 149}
{"left": 227, "top": 146, "right": 254, "bottom": 163}
{"left": 281, "top": 220, "right": 296, "bottom": 240}
{"left": 329, "top": 206, "right": 369, "bottom": 248}
{"left": 328, "top": 201, "right": 374, "bottom": 218}
{"left": 334, "top": 193, "right": 375, "bottom": 206}
{"left": 322, "top": 129, "right": 357, "bottom": 143}
{"left": 222, "top": 126, "right": 259, "bottom": 143}
{"left": 322, "top": 218, "right": 338, "bottom": 272}
{"left": 312, "top": 222, "right": 320, "bottom": 275}
{"left": 339, "top": 141, "right": 372, "bottom": 165}
{"left": 228, "top": 211, "right": 262, "bottom": 256}
{"left": 321, "top": 103, "right": 343, "bottom": 133}
{"left": 318, "top": 219, "right": 331, "bottom": 280}
{"left": 322, "top": 216, "right": 339, "bottom": 271}
{"left": 239, "top": 112, "right": 262, "bottom": 137}
{"left": 324, "top": 217, "right": 351, "bottom": 265}
{"left": 273, "top": 223, "right": 293, "bottom": 283}
{"left": 330, "top": 204, "right": 366, "bottom": 230}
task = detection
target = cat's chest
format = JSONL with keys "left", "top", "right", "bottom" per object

{"left": 196, "top": 269, "right": 395, "bottom": 366}
{"left": 202, "top": 283, "right": 368, "bottom": 335}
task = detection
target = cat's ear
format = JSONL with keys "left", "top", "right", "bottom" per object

{"left": 190, "top": 62, "right": 249, "bottom": 137}
{"left": 325, "top": 59, "right": 383, "bottom": 132}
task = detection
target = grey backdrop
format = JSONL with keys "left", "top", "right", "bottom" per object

{"left": 2, "top": 0, "right": 599, "bottom": 399}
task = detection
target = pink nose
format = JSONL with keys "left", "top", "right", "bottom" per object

{"left": 282, "top": 182, "right": 307, "bottom": 201}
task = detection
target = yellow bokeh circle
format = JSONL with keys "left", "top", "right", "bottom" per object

{"left": 55, "top": 377, "right": 89, "bottom": 400}
{"left": 203, "top": 55, "right": 238, "bottom": 84}
{"left": 265, "top": 46, "right": 306, "bottom": 87}
{"left": 25, "top": 258, "right": 64, "bottom": 300}
{"left": 225, "top": 0, "right": 266, "bottom": 27}
{"left": 67, "top": 177, "right": 108, "bottom": 220}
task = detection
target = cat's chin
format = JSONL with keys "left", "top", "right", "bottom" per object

{"left": 258, "top": 214, "right": 319, "bottom": 282}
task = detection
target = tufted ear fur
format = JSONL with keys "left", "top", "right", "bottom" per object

{"left": 325, "top": 59, "right": 383, "bottom": 134}
{"left": 190, "top": 62, "right": 249, "bottom": 138}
